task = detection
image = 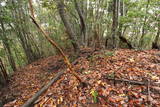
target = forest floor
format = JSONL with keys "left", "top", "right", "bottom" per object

{"left": 1, "top": 49, "right": 160, "bottom": 107}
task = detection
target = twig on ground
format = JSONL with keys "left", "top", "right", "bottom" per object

{"left": 105, "top": 77, "right": 160, "bottom": 86}
{"left": 105, "top": 77, "right": 160, "bottom": 94}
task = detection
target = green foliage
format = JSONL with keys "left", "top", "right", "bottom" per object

{"left": 119, "top": 16, "right": 132, "bottom": 25}
{"left": 106, "top": 72, "right": 115, "bottom": 78}
{"left": 90, "top": 90, "right": 98, "bottom": 103}
{"left": 140, "top": 34, "right": 155, "bottom": 49}
{"left": 69, "top": 55, "right": 78, "bottom": 63}
{"left": 0, "top": 45, "right": 5, "bottom": 57}
{"left": 104, "top": 51, "right": 115, "bottom": 57}
{"left": 127, "top": 10, "right": 147, "bottom": 18}
{"left": 41, "top": 0, "right": 56, "bottom": 9}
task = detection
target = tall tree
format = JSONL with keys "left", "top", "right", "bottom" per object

{"left": 74, "top": 0, "right": 87, "bottom": 47}
{"left": 152, "top": 14, "right": 160, "bottom": 49}
{"left": 10, "top": 0, "right": 42, "bottom": 63}
{"left": 0, "top": 12, "right": 17, "bottom": 71}
{"left": 56, "top": 0, "right": 80, "bottom": 53}
{"left": 106, "top": 0, "right": 119, "bottom": 49}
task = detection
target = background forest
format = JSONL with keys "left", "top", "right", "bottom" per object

{"left": 0, "top": 0, "right": 160, "bottom": 81}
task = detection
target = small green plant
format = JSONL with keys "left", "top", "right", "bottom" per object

{"left": 69, "top": 55, "right": 78, "bottom": 63}
{"left": 107, "top": 72, "right": 115, "bottom": 78}
{"left": 90, "top": 90, "right": 98, "bottom": 103}
{"left": 104, "top": 51, "right": 115, "bottom": 57}
{"left": 88, "top": 55, "right": 94, "bottom": 62}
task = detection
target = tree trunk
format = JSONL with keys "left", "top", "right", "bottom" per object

{"left": 56, "top": 0, "right": 80, "bottom": 53}
{"left": 11, "top": 0, "right": 42, "bottom": 63}
{"left": 0, "top": 58, "right": 9, "bottom": 86}
{"left": 140, "top": 0, "right": 150, "bottom": 47}
{"left": 106, "top": 0, "right": 118, "bottom": 49}
{"left": 152, "top": 20, "right": 160, "bottom": 49}
{"left": 118, "top": 0, "right": 124, "bottom": 38}
{"left": 117, "top": 0, "right": 133, "bottom": 48}
{"left": 74, "top": 0, "right": 87, "bottom": 47}
{"left": 0, "top": 21, "right": 17, "bottom": 71}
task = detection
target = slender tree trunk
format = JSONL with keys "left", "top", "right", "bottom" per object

{"left": 0, "top": 58, "right": 8, "bottom": 85}
{"left": 118, "top": 0, "right": 132, "bottom": 48}
{"left": 74, "top": 0, "right": 87, "bottom": 47}
{"left": 106, "top": 0, "right": 118, "bottom": 49}
{"left": 0, "top": 21, "right": 17, "bottom": 71}
{"left": 152, "top": 19, "right": 160, "bottom": 49}
{"left": 118, "top": 0, "right": 123, "bottom": 38}
{"left": 113, "top": 0, "right": 119, "bottom": 48}
{"left": 140, "top": 0, "right": 150, "bottom": 44}
{"left": 11, "top": 0, "right": 41, "bottom": 63}
{"left": 56, "top": 0, "right": 80, "bottom": 53}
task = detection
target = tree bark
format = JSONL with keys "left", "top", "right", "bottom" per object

{"left": 140, "top": 0, "right": 150, "bottom": 47}
{"left": 74, "top": 0, "right": 87, "bottom": 47}
{"left": 0, "top": 58, "right": 9, "bottom": 85}
{"left": 106, "top": 0, "right": 119, "bottom": 49}
{"left": 117, "top": 0, "right": 133, "bottom": 49}
{"left": 56, "top": 0, "right": 80, "bottom": 53}
{"left": 0, "top": 21, "right": 17, "bottom": 71}
{"left": 152, "top": 18, "right": 160, "bottom": 49}
{"left": 11, "top": 0, "right": 41, "bottom": 63}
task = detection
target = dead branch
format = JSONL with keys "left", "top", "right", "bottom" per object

{"left": 22, "top": 71, "right": 64, "bottom": 107}
{"left": 105, "top": 77, "right": 160, "bottom": 86}
{"left": 22, "top": 0, "right": 85, "bottom": 106}
{"left": 105, "top": 77, "right": 160, "bottom": 94}
{"left": 28, "top": 0, "right": 82, "bottom": 83}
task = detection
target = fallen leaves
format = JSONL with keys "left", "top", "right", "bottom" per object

{"left": 1, "top": 49, "right": 160, "bottom": 106}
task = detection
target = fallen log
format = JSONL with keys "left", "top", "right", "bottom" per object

{"left": 105, "top": 77, "right": 160, "bottom": 86}
{"left": 105, "top": 77, "right": 160, "bottom": 94}
{"left": 22, "top": 71, "right": 64, "bottom": 107}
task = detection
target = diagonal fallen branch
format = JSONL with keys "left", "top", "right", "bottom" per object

{"left": 22, "top": 0, "right": 86, "bottom": 107}
{"left": 28, "top": 0, "right": 83, "bottom": 83}
{"left": 22, "top": 71, "right": 64, "bottom": 107}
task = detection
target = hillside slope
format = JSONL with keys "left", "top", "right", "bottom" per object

{"left": 2, "top": 49, "right": 160, "bottom": 106}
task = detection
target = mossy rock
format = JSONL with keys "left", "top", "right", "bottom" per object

{"left": 140, "top": 34, "right": 155, "bottom": 49}
{"left": 156, "top": 36, "right": 160, "bottom": 49}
